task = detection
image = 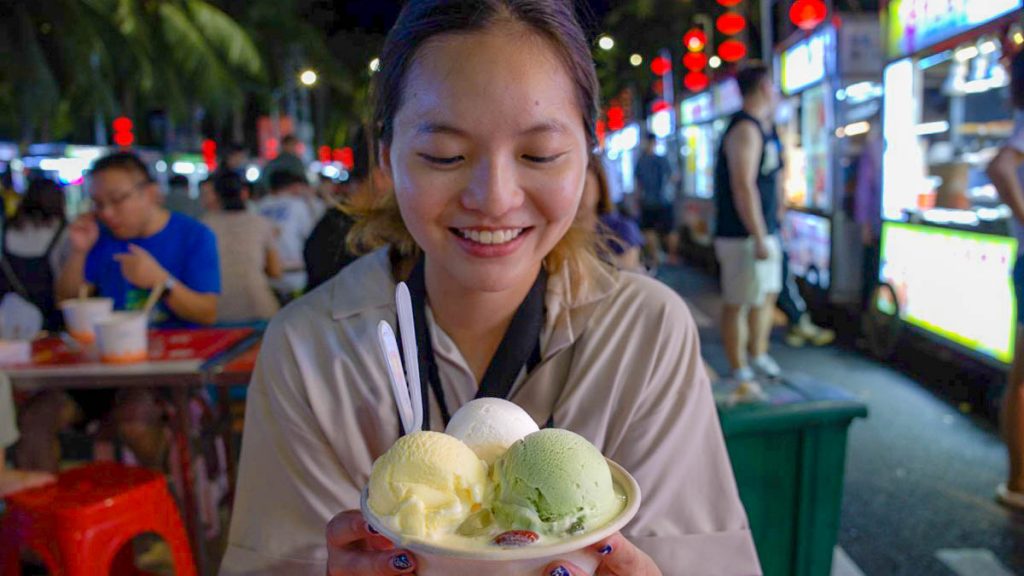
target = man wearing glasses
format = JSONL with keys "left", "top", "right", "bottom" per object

{"left": 56, "top": 151, "right": 220, "bottom": 325}
{"left": 45, "top": 151, "right": 221, "bottom": 470}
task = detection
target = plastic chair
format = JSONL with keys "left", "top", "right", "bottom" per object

{"left": 0, "top": 462, "right": 196, "bottom": 576}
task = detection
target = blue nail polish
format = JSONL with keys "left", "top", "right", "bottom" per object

{"left": 392, "top": 553, "right": 413, "bottom": 570}
{"left": 549, "top": 566, "right": 571, "bottom": 576}
{"left": 599, "top": 544, "right": 613, "bottom": 556}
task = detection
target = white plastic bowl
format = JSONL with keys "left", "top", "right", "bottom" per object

{"left": 95, "top": 312, "right": 148, "bottom": 364}
{"left": 361, "top": 459, "right": 641, "bottom": 576}
{"left": 60, "top": 297, "right": 113, "bottom": 344}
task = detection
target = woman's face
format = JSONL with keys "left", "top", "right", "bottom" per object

{"left": 382, "top": 22, "right": 588, "bottom": 294}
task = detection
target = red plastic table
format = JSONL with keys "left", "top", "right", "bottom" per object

{"left": 5, "top": 328, "right": 255, "bottom": 575}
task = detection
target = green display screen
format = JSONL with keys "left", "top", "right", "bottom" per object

{"left": 878, "top": 222, "right": 1018, "bottom": 364}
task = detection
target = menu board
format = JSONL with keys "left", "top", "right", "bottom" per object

{"left": 878, "top": 222, "right": 1017, "bottom": 364}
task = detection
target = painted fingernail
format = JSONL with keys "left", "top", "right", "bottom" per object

{"left": 391, "top": 553, "right": 413, "bottom": 571}
{"left": 549, "top": 567, "right": 571, "bottom": 576}
{"left": 366, "top": 522, "right": 379, "bottom": 535}
{"left": 598, "top": 544, "right": 613, "bottom": 556}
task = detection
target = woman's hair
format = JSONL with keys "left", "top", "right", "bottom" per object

{"left": 1012, "top": 49, "right": 1024, "bottom": 110}
{"left": 213, "top": 172, "right": 248, "bottom": 212}
{"left": 350, "top": 0, "right": 602, "bottom": 279}
{"left": 11, "top": 178, "right": 65, "bottom": 229}
{"left": 587, "top": 155, "right": 614, "bottom": 216}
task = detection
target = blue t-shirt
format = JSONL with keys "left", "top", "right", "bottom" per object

{"left": 85, "top": 212, "right": 221, "bottom": 327}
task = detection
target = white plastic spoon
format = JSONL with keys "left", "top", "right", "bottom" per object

{"left": 395, "top": 282, "right": 424, "bottom": 432}
{"left": 377, "top": 320, "right": 415, "bottom": 434}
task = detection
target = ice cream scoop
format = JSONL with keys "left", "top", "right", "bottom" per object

{"left": 445, "top": 398, "right": 540, "bottom": 464}
{"left": 368, "top": 431, "right": 488, "bottom": 539}
{"left": 492, "top": 429, "right": 624, "bottom": 537}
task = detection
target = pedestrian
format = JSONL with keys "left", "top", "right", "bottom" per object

{"left": 634, "top": 133, "right": 679, "bottom": 264}
{"left": 713, "top": 62, "right": 785, "bottom": 382}
{"left": 304, "top": 125, "right": 386, "bottom": 291}
{"left": 257, "top": 171, "right": 316, "bottom": 302}
{"left": 221, "top": 1, "right": 759, "bottom": 574}
{"left": 984, "top": 47, "right": 1024, "bottom": 510}
{"left": 202, "top": 171, "right": 281, "bottom": 324}
{"left": 0, "top": 178, "right": 71, "bottom": 331}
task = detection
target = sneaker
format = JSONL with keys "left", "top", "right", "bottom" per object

{"left": 784, "top": 329, "right": 807, "bottom": 348}
{"left": 751, "top": 354, "right": 782, "bottom": 379}
{"left": 730, "top": 366, "right": 756, "bottom": 382}
{"left": 997, "top": 483, "right": 1024, "bottom": 511}
{"left": 794, "top": 316, "right": 836, "bottom": 347}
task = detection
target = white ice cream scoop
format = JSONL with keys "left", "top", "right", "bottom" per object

{"left": 445, "top": 398, "right": 539, "bottom": 464}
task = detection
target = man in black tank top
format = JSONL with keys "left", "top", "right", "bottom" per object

{"left": 713, "top": 63, "right": 785, "bottom": 383}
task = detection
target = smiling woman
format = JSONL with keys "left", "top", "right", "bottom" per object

{"left": 220, "top": 2, "right": 761, "bottom": 575}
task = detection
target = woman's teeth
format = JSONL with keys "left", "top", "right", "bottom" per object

{"left": 458, "top": 228, "right": 524, "bottom": 245}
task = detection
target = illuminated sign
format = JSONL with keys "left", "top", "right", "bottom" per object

{"left": 713, "top": 79, "right": 743, "bottom": 116}
{"left": 681, "top": 93, "right": 714, "bottom": 124}
{"left": 780, "top": 28, "right": 834, "bottom": 95}
{"left": 886, "top": 0, "right": 1022, "bottom": 58}
{"left": 878, "top": 222, "right": 1018, "bottom": 364}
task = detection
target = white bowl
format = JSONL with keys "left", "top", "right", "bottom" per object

{"left": 95, "top": 312, "right": 148, "bottom": 364}
{"left": 60, "top": 297, "right": 113, "bottom": 344}
{"left": 361, "top": 459, "right": 641, "bottom": 576}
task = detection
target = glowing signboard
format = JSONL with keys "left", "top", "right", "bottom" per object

{"left": 780, "top": 28, "right": 834, "bottom": 95}
{"left": 680, "top": 93, "right": 714, "bottom": 124}
{"left": 886, "top": 0, "right": 1022, "bottom": 58}
{"left": 878, "top": 222, "right": 1018, "bottom": 364}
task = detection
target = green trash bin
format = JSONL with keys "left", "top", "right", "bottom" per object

{"left": 716, "top": 374, "right": 868, "bottom": 576}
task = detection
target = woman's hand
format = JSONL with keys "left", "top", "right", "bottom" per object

{"left": 326, "top": 510, "right": 417, "bottom": 575}
{"left": 543, "top": 533, "right": 661, "bottom": 576}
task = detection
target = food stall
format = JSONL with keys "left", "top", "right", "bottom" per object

{"left": 776, "top": 17, "right": 883, "bottom": 305}
{"left": 879, "top": 0, "right": 1023, "bottom": 366}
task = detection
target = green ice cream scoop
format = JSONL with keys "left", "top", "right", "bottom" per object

{"left": 492, "top": 428, "right": 624, "bottom": 536}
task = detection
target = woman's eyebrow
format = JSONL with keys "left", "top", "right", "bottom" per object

{"left": 413, "top": 119, "right": 570, "bottom": 137}
{"left": 415, "top": 121, "right": 466, "bottom": 136}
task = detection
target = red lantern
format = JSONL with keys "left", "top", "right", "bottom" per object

{"left": 683, "top": 52, "right": 709, "bottom": 72}
{"left": 652, "top": 79, "right": 664, "bottom": 95}
{"left": 790, "top": 0, "right": 827, "bottom": 31}
{"left": 112, "top": 116, "right": 134, "bottom": 147}
{"left": 683, "top": 28, "right": 707, "bottom": 53}
{"left": 684, "top": 72, "right": 710, "bottom": 93}
{"left": 202, "top": 139, "right": 217, "bottom": 170}
{"left": 337, "top": 147, "right": 354, "bottom": 169}
{"left": 650, "top": 56, "right": 672, "bottom": 76}
{"left": 718, "top": 39, "right": 748, "bottom": 62}
{"left": 716, "top": 0, "right": 742, "bottom": 6}
{"left": 607, "top": 105, "right": 625, "bottom": 132}
{"left": 716, "top": 12, "right": 747, "bottom": 36}
{"left": 651, "top": 100, "right": 671, "bottom": 114}
{"left": 318, "top": 145, "right": 331, "bottom": 164}
{"left": 596, "top": 120, "right": 606, "bottom": 146}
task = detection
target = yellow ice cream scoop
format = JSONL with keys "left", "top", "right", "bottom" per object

{"left": 368, "top": 431, "right": 488, "bottom": 538}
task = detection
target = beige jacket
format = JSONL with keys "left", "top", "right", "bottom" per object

{"left": 220, "top": 248, "right": 761, "bottom": 576}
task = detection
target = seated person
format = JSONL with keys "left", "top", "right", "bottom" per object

{"left": 2, "top": 374, "right": 54, "bottom": 496}
{"left": 19, "top": 151, "right": 221, "bottom": 471}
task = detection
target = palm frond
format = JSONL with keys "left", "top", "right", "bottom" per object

{"left": 186, "top": 0, "right": 265, "bottom": 79}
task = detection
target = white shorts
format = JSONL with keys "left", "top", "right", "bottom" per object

{"left": 714, "top": 235, "right": 783, "bottom": 306}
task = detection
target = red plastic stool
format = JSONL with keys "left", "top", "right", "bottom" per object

{"left": 0, "top": 462, "right": 197, "bottom": 576}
